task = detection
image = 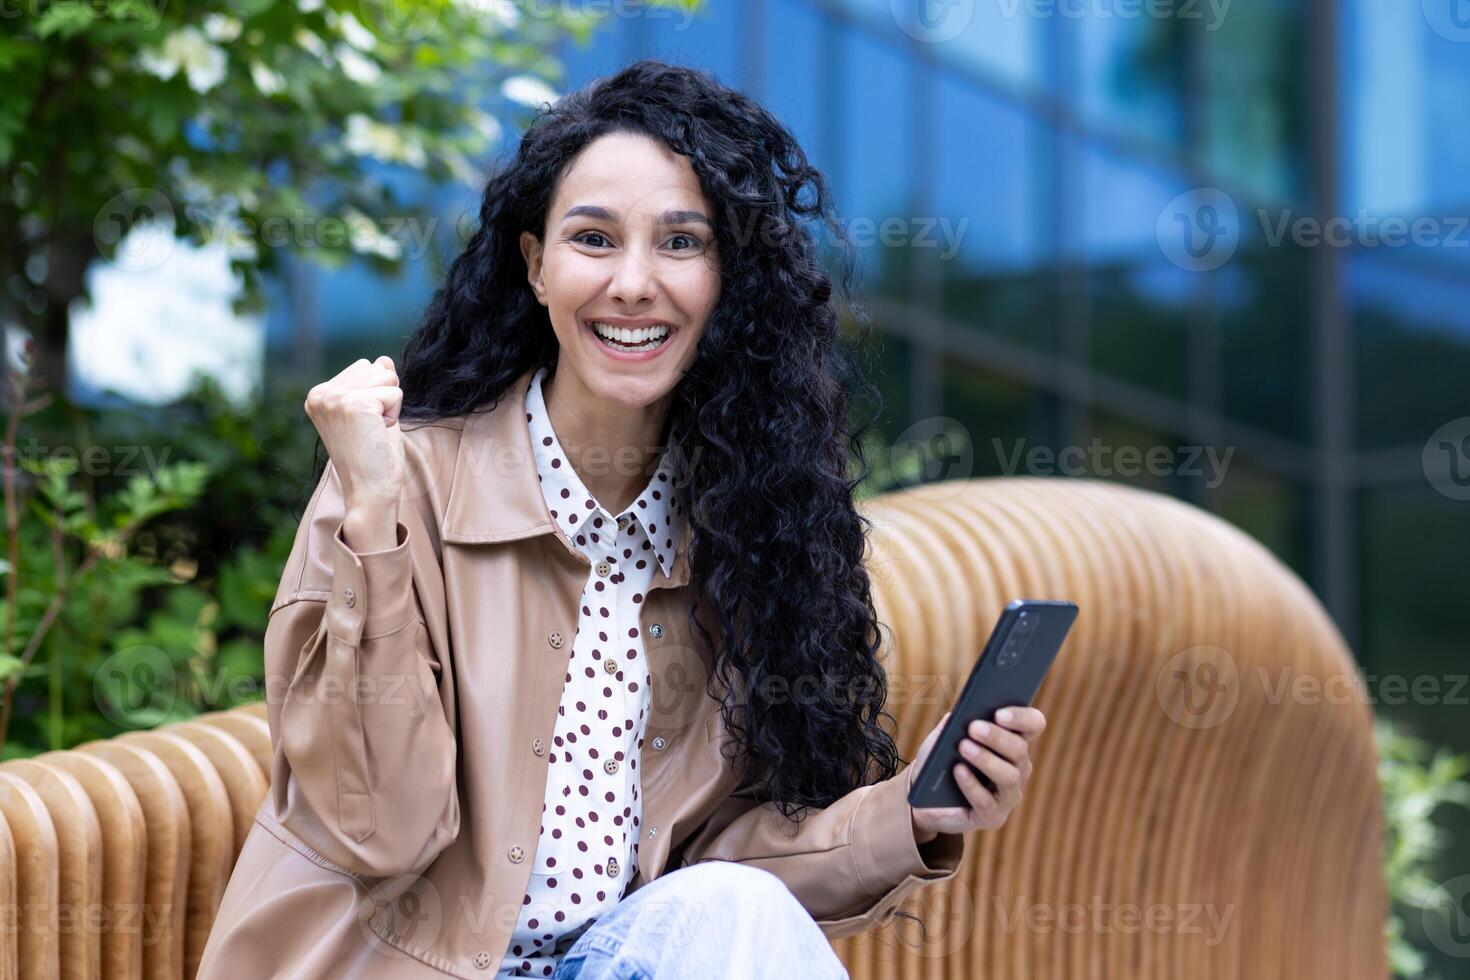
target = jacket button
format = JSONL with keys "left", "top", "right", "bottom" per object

{"left": 532, "top": 737, "right": 545, "bottom": 756}
{"left": 649, "top": 623, "right": 663, "bottom": 638}
{"left": 595, "top": 560, "right": 611, "bottom": 577}
{"left": 548, "top": 630, "right": 563, "bottom": 649}
{"left": 508, "top": 845, "right": 524, "bottom": 863}
{"left": 602, "top": 657, "right": 618, "bottom": 674}
{"left": 473, "top": 951, "right": 492, "bottom": 969}
{"left": 604, "top": 758, "right": 619, "bottom": 774}
{"left": 607, "top": 857, "right": 619, "bottom": 877}
{"left": 342, "top": 588, "right": 356, "bottom": 608}
{"left": 652, "top": 736, "right": 666, "bottom": 750}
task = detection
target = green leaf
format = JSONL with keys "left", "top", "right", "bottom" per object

{"left": 35, "top": 6, "right": 98, "bottom": 39}
{"left": 0, "top": 37, "right": 31, "bottom": 71}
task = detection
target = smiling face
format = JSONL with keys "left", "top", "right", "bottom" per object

{"left": 519, "top": 130, "right": 721, "bottom": 410}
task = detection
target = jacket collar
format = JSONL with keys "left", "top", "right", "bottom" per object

{"left": 441, "top": 364, "right": 693, "bottom": 591}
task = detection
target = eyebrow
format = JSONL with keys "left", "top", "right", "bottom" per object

{"left": 562, "top": 204, "right": 713, "bottom": 228}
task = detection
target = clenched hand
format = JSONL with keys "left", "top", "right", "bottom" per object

{"left": 303, "top": 355, "right": 405, "bottom": 523}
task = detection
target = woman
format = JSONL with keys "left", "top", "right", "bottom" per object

{"left": 199, "top": 60, "right": 1046, "bottom": 979}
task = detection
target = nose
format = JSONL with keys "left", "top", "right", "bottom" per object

{"left": 607, "top": 247, "right": 657, "bottom": 307}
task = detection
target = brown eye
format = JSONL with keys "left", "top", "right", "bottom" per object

{"left": 574, "top": 231, "right": 611, "bottom": 248}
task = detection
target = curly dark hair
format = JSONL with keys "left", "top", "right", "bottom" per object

{"left": 388, "top": 58, "right": 900, "bottom": 821}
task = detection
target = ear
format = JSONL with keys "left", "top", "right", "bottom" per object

{"left": 519, "top": 230, "right": 547, "bottom": 306}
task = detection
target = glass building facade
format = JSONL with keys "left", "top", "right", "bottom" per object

{"left": 271, "top": 2, "right": 1469, "bottom": 959}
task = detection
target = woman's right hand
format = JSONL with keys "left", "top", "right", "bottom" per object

{"left": 304, "top": 355, "right": 405, "bottom": 525}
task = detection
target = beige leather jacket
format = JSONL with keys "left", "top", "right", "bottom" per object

{"left": 198, "top": 365, "right": 965, "bottom": 978}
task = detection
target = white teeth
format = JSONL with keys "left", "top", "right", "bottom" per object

{"left": 589, "top": 321, "right": 670, "bottom": 350}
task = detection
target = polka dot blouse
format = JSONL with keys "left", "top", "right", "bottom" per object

{"left": 499, "top": 364, "right": 688, "bottom": 978}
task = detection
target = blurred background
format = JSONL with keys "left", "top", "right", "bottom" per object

{"left": 2, "top": 0, "right": 1467, "bottom": 975}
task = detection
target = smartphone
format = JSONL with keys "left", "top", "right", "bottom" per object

{"left": 907, "top": 598, "right": 1078, "bottom": 810}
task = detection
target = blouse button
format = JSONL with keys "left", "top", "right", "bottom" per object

{"left": 602, "top": 657, "right": 618, "bottom": 674}
{"left": 508, "top": 845, "right": 525, "bottom": 863}
{"left": 604, "top": 758, "right": 619, "bottom": 775}
{"left": 342, "top": 588, "right": 356, "bottom": 608}
{"left": 649, "top": 623, "right": 663, "bottom": 638}
{"left": 617, "top": 514, "right": 632, "bottom": 531}
{"left": 607, "top": 857, "right": 620, "bottom": 877}
{"left": 652, "top": 736, "right": 666, "bottom": 750}
{"left": 532, "top": 737, "right": 545, "bottom": 756}
{"left": 548, "top": 630, "right": 563, "bottom": 649}
{"left": 595, "top": 560, "right": 612, "bottom": 577}
{"left": 473, "top": 951, "right": 492, "bottom": 970}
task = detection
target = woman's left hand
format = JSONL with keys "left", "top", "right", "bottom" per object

{"left": 907, "top": 706, "right": 1047, "bottom": 841}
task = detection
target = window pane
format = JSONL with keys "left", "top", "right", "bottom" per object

{"left": 838, "top": 28, "right": 912, "bottom": 298}
{"left": 765, "top": 0, "right": 830, "bottom": 163}
{"left": 1360, "top": 483, "right": 1470, "bottom": 739}
{"left": 560, "top": 21, "right": 639, "bottom": 90}
{"left": 1218, "top": 237, "right": 1312, "bottom": 443}
{"left": 1351, "top": 254, "right": 1470, "bottom": 448}
{"left": 1343, "top": 0, "right": 1470, "bottom": 216}
{"left": 841, "top": 0, "right": 1043, "bottom": 88}
{"left": 639, "top": 0, "right": 742, "bottom": 85}
{"left": 941, "top": 359, "right": 1059, "bottom": 479}
{"left": 1079, "top": 143, "right": 1193, "bottom": 399}
{"left": 1083, "top": 410, "right": 1192, "bottom": 497}
{"left": 1198, "top": 0, "right": 1308, "bottom": 203}
{"left": 1205, "top": 456, "right": 1309, "bottom": 578}
{"left": 933, "top": 72, "right": 1054, "bottom": 351}
{"left": 1073, "top": 15, "right": 1188, "bottom": 149}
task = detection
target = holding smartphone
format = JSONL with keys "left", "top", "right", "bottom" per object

{"left": 907, "top": 599, "right": 1078, "bottom": 810}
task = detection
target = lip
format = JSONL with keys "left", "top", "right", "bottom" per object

{"left": 584, "top": 317, "right": 677, "bottom": 363}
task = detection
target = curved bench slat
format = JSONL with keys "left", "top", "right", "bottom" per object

{"left": 0, "top": 772, "right": 60, "bottom": 980}
{"left": 190, "top": 713, "right": 272, "bottom": 781}
{"left": 0, "top": 760, "right": 104, "bottom": 980}
{"left": 230, "top": 702, "right": 268, "bottom": 723}
{"left": 162, "top": 723, "right": 270, "bottom": 863}
{"left": 112, "top": 731, "right": 234, "bottom": 980}
{"left": 76, "top": 740, "right": 191, "bottom": 980}
{"left": 0, "top": 813, "right": 16, "bottom": 980}
{"left": 40, "top": 751, "right": 149, "bottom": 980}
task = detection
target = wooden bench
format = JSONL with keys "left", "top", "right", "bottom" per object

{"left": 0, "top": 477, "right": 1386, "bottom": 977}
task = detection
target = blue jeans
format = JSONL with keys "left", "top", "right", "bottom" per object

{"left": 549, "top": 861, "right": 851, "bottom": 979}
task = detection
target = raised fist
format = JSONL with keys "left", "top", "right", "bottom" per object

{"left": 304, "top": 355, "right": 405, "bottom": 516}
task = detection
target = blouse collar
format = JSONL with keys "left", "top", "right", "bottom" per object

{"left": 524, "top": 364, "right": 686, "bottom": 579}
